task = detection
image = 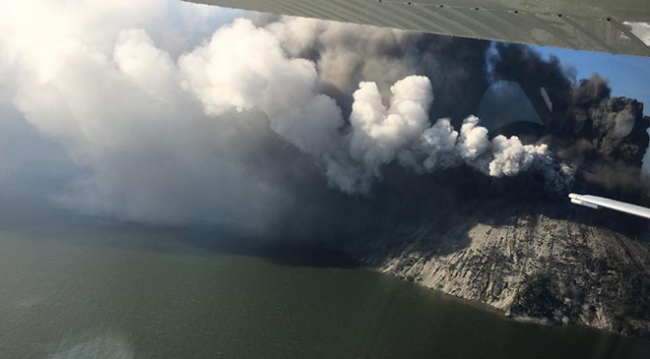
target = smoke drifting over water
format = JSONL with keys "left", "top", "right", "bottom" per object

{"left": 0, "top": 0, "right": 648, "bottom": 234}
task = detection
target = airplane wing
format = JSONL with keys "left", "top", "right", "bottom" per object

{"left": 569, "top": 193, "right": 650, "bottom": 219}
{"left": 185, "top": 0, "right": 650, "bottom": 57}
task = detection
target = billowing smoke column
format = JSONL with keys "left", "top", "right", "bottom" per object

{"left": 178, "top": 22, "right": 571, "bottom": 195}
{"left": 0, "top": 0, "right": 646, "bottom": 234}
{"left": 344, "top": 77, "right": 571, "bottom": 193}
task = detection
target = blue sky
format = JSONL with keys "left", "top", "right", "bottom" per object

{"left": 533, "top": 46, "right": 650, "bottom": 115}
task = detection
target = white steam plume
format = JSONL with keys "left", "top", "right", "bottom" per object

{"left": 0, "top": 0, "right": 571, "bottom": 230}
{"left": 178, "top": 18, "right": 364, "bottom": 194}
{"left": 349, "top": 76, "right": 433, "bottom": 178}
{"left": 344, "top": 78, "right": 571, "bottom": 192}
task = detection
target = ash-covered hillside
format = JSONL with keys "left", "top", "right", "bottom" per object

{"left": 343, "top": 169, "right": 650, "bottom": 338}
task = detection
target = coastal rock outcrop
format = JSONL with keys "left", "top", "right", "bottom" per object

{"left": 347, "top": 200, "right": 650, "bottom": 337}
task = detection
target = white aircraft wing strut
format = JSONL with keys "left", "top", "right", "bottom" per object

{"left": 569, "top": 193, "right": 650, "bottom": 219}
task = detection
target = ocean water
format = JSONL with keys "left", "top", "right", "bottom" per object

{"left": 0, "top": 225, "right": 648, "bottom": 359}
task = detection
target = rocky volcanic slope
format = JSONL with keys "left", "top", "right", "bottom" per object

{"left": 346, "top": 200, "right": 650, "bottom": 337}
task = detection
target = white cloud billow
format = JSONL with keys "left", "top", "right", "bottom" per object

{"left": 0, "top": 0, "right": 570, "bottom": 229}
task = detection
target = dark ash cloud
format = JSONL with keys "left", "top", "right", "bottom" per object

{"left": 1, "top": 1, "right": 649, "bottom": 238}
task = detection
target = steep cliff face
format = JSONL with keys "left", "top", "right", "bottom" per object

{"left": 347, "top": 200, "right": 650, "bottom": 337}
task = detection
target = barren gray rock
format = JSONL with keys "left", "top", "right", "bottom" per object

{"left": 347, "top": 200, "right": 650, "bottom": 338}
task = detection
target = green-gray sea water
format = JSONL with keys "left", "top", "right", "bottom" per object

{"left": 1, "top": 225, "right": 648, "bottom": 359}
